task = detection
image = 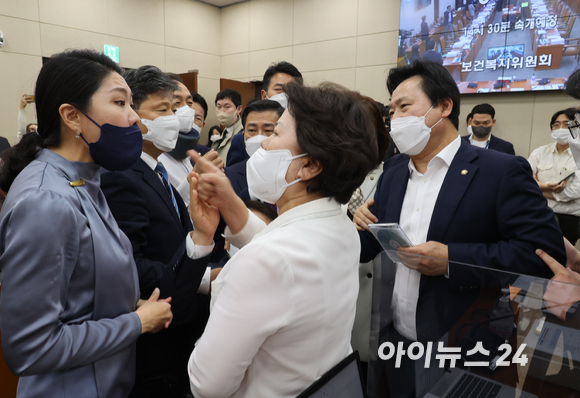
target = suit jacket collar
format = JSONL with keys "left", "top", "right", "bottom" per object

{"left": 132, "top": 158, "right": 183, "bottom": 229}
{"left": 427, "top": 140, "right": 478, "bottom": 242}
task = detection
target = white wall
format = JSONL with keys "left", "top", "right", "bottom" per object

{"left": 0, "top": 0, "right": 221, "bottom": 142}
{"left": 1, "top": 0, "right": 577, "bottom": 157}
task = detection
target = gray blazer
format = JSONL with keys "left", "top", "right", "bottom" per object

{"left": 0, "top": 149, "right": 141, "bottom": 398}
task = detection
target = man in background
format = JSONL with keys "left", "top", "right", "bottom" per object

{"left": 226, "top": 61, "right": 303, "bottom": 167}
{"left": 462, "top": 103, "right": 515, "bottom": 155}
{"left": 211, "top": 89, "right": 243, "bottom": 162}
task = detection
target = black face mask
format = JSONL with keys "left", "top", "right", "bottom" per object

{"left": 472, "top": 125, "right": 492, "bottom": 139}
{"left": 167, "top": 131, "right": 200, "bottom": 160}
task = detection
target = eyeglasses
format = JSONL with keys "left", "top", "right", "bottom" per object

{"left": 551, "top": 121, "right": 571, "bottom": 129}
{"left": 569, "top": 113, "right": 580, "bottom": 139}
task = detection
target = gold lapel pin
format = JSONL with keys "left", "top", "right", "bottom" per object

{"left": 69, "top": 179, "right": 85, "bottom": 187}
{"left": 461, "top": 169, "right": 468, "bottom": 176}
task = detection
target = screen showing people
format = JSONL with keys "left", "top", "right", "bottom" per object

{"left": 398, "top": 0, "right": 578, "bottom": 93}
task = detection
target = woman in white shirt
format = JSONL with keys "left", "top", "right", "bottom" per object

{"left": 529, "top": 107, "right": 580, "bottom": 244}
{"left": 186, "top": 83, "right": 389, "bottom": 398}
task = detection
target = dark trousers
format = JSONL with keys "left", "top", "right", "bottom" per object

{"left": 555, "top": 213, "right": 580, "bottom": 245}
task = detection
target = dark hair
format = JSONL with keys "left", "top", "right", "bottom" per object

{"left": 566, "top": 69, "right": 580, "bottom": 100}
{"left": 387, "top": 60, "right": 460, "bottom": 129}
{"left": 376, "top": 102, "right": 389, "bottom": 118}
{"left": 550, "top": 107, "right": 578, "bottom": 128}
{"left": 241, "top": 99, "right": 283, "bottom": 128}
{"left": 426, "top": 39, "right": 436, "bottom": 51}
{"left": 466, "top": 112, "right": 473, "bottom": 124}
{"left": 0, "top": 49, "right": 123, "bottom": 191}
{"left": 205, "top": 125, "right": 222, "bottom": 146}
{"left": 245, "top": 200, "right": 278, "bottom": 223}
{"left": 262, "top": 61, "right": 303, "bottom": 93}
{"left": 166, "top": 72, "right": 185, "bottom": 84}
{"left": 284, "top": 82, "right": 389, "bottom": 204}
{"left": 215, "top": 89, "right": 241, "bottom": 108}
{"left": 192, "top": 92, "right": 208, "bottom": 120}
{"left": 471, "top": 103, "right": 495, "bottom": 119}
{"left": 123, "top": 65, "right": 177, "bottom": 109}
{"left": 25, "top": 123, "right": 37, "bottom": 133}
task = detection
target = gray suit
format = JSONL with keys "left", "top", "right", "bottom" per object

{"left": 0, "top": 149, "right": 141, "bottom": 398}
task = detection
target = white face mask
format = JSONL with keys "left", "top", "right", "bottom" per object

{"left": 246, "top": 148, "right": 308, "bottom": 204}
{"left": 216, "top": 109, "right": 238, "bottom": 127}
{"left": 551, "top": 128, "right": 570, "bottom": 145}
{"left": 389, "top": 105, "right": 443, "bottom": 156}
{"left": 141, "top": 115, "right": 180, "bottom": 152}
{"left": 245, "top": 135, "right": 267, "bottom": 157}
{"left": 210, "top": 134, "right": 221, "bottom": 143}
{"left": 175, "top": 105, "right": 195, "bottom": 133}
{"left": 467, "top": 125, "right": 473, "bottom": 135}
{"left": 192, "top": 123, "right": 202, "bottom": 135}
{"left": 267, "top": 93, "right": 289, "bottom": 109}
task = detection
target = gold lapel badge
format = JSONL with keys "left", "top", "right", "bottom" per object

{"left": 461, "top": 170, "right": 468, "bottom": 176}
{"left": 69, "top": 179, "right": 85, "bottom": 187}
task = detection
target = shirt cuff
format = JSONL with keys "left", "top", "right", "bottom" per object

{"left": 197, "top": 267, "right": 211, "bottom": 295}
{"left": 186, "top": 234, "right": 214, "bottom": 259}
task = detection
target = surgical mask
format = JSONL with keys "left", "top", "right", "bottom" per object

{"left": 245, "top": 135, "right": 267, "bottom": 157}
{"left": 389, "top": 105, "right": 442, "bottom": 156}
{"left": 210, "top": 134, "right": 221, "bottom": 143}
{"left": 80, "top": 113, "right": 143, "bottom": 171}
{"left": 246, "top": 148, "right": 308, "bottom": 204}
{"left": 175, "top": 105, "right": 195, "bottom": 133}
{"left": 467, "top": 125, "right": 473, "bottom": 135}
{"left": 472, "top": 125, "right": 492, "bottom": 139}
{"left": 216, "top": 109, "right": 238, "bottom": 127}
{"left": 141, "top": 115, "right": 180, "bottom": 152}
{"left": 267, "top": 93, "right": 288, "bottom": 109}
{"left": 551, "top": 128, "right": 570, "bottom": 145}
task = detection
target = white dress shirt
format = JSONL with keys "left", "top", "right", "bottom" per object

{"left": 158, "top": 152, "right": 193, "bottom": 206}
{"left": 392, "top": 135, "right": 461, "bottom": 341}
{"left": 140, "top": 152, "right": 212, "bottom": 294}
{"left": 189, "top": 198, "right": 359, "bottom": 398}
{"left": 528, "top": 143, "right": 580, "bottom": 216}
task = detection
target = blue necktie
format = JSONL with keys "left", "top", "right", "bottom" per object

{"left": 155, "top": 162, "right": 180, "bottom": 219}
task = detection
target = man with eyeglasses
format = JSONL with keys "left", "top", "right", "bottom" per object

{"left": 461, "top": 103, "right": 515, "bottom": 155}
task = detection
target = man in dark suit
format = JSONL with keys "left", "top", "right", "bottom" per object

{"left": 225, "top": 99, "right": 283, "bottom": 201}
{"left": 358, "top": 59, "right": 565, "bottom": 348}
{"left": 444, "top": 5, "right": 454, "bottom": 39}
{"left": 422, "top": 39, "right": 443, "bottom": 65}
{"left": 101, "top": 65, "right": 217, "bottom": 398}
{"left": 358, "top": 60, "right": 565, "bottom": 397}
{"left": 420, "top": 15, "right": 430, "bottom": 41}
{"left": 191, "top": 92, "right": 211, "bottom": 157}
{"left": 462, "top": 103, "right": 516, "bottom": 155}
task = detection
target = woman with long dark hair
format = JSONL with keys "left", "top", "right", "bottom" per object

{"left": 0, "top": 49, "right": 172, "bottom": 398}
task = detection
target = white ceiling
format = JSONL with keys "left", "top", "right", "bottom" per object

{"left": 198, "top": 0, "right": 247, "bottom": 7}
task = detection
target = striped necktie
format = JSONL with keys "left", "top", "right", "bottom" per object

{"left": 155, "top": 162, "right": 180, "bottom": 219}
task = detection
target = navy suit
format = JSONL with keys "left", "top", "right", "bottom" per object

{"left": 461, "top": 134, "right": 515, "bottom": 155}
{"left": 226, "top": 130, "right": 249, "bottom": 167}
{"left": 360, "top": 140, "right": 565, "bottom": 342}
{"left": 194, "top": 143, "right": 210, "bottom": 156}
{"left": 422, "top": 50, "right": 443, "bottom": 64}
{"left": 225, "top": 158, "right": 251, "bottom": 202}
{"left": 101, "top": 158, "right": 210, "bottom": 397}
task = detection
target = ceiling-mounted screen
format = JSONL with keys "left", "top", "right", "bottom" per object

{"left": 398, "top": 0, "right": 579, "bottom": 93}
